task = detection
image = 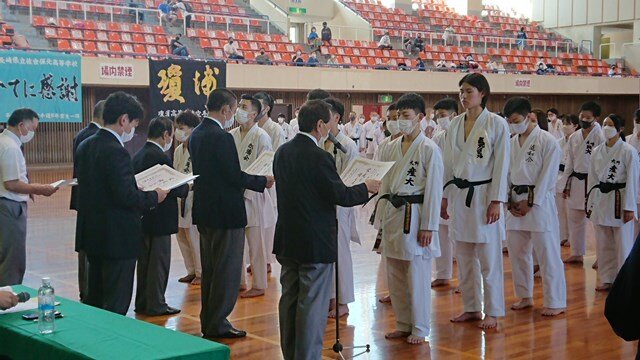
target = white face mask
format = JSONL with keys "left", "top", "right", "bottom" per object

{"left": 398, "top": 118, "right": 416, "bottom": 135}
{"left": 277, "top": 117, "right": 285, "bottom": 124}
{"left": 509, "top": 119, "right": 529, "bottom": 135}
{"left": 121, "top": 126, "right": 135, "bottom": 143}
{"left": 371, "top": 116, "right": 379, "bottom": 123}
{"left": 235, "top": 108, "right": 250, "bottom": 124}
{"left": 19, "top": 125, "right": 35, "bottom": 144}
{"left": 603, "top": 125, "right": 618, "bottom": 140}
{"left": 174, "top": 128, "right": 189, "bottom": 142}
{"left": 387, "top": 121, "right": 400, "bottom": 136}
{"left": 359, "top": 118, "right": 365, "bottom": 124}
{"left": 562, "top": 124, "right": 575, "bottom": 136}
{"left": 437, "top": 116, "right": 451, "bottom": 131}
{"left": 163, "top": 137, "right": 173, "bottom": 152}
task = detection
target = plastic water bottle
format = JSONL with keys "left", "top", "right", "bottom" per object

{"left": 38, "top": 277, "right": 55, "bottom": 334}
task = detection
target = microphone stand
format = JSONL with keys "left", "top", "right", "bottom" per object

{"left": 324, "top": 141, "right": 370, "bottom": 360}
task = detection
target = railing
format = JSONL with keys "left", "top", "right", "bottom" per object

{"left": 305, "top": 24, "right": 373, "bottom": 42}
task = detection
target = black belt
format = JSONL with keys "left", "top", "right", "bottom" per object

{"left": 373, "top": 194, "right": 424, "bottom": 234}
{"left": 510, "top": 185, "right": 535, "bottom": 208}
{"left": 351, "top": 137, "right": 359, "bottom": 143}
{"left": 444, "top": 177, "right": 492, "bottom": 207}
{"left": 564, "top": 171, "right": 588, "bottom": 198}
{"left": 586, "top": 182, "right": 626, "bottom": 219}
{"left": 559, "top": 164, "right": 565, "bottom": 172}
{"left": 366, "top": 137, "right": 373, "bottom": 142}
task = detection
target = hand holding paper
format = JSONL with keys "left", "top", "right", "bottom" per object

{"left": 340, "top": 157, "right": 394, "bottom": 187}
{"left": 135, "top": 164, "right": 198, "bottom": 192}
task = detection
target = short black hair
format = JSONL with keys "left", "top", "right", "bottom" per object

{"left": 562, "top": 114, "right": 580, "bottom": 127}
{"left": 175, "top": 110, "right": 201, "bottom": 128}
{"left": 323, "top": 98, "right": 345, "bottom": 121}
{"left": 531, "top": 109, "right": 548, "bottom": 131}
{"left": 503, "top": 97, "right": 531, "bottom": 118}
{"left": 7, "top": 108, "right": 39, "bottom": 127}
{"left": 396, "top": 93, "right": 426, "bottom": 116}
{"left": 606, "top": 113, "right": 625, "bottom": 132}
{"left": 103, "top": 91, "right": 144, "bottom": 125}
{"left": 306, "top": 88, "right": 331, "bottom": 101}
{"left": 277, "top": 113, "right": 285, "bottom": 118}
{"left": 547, "top": 108, "right": 559, "bottom": 116}
{"left": 459, "top": 73, "right": 491, "bottom": 108}
{"left": 240, "top": 94, "right": 262, "bottom": 115}
{"left": 207, "top": 88, "right": 237, "bottom": 112}
{"left": 148, "top": 116, "right": 174, "bottom": 139}
{"left": 433, "top": 98, "right": 458, "bottom": 114}
{"left": 298, "top": 100, "right": 331, "bottom": 133}
{"left": 387, "top": 103, "right": 397, "bottom": 112}
{"left": 253, "top": 91, "right": 273, "bottom": 117}
{"left": 93, "top": 100, "right": 106, "bottom": 120}
{"left": 580, "top": 101, "right": 602, "bottom": 117}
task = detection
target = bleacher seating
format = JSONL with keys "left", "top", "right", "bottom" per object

{"left": 339, "top": 0, "right": 429, "bottom": 37}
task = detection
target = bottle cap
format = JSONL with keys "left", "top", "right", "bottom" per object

{"left": 42, "top": 277, "right": 51, "bottom": 285}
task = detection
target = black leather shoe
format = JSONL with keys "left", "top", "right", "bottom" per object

{"left": 214, "top": 328, "right": 247, "bottom": 339}
{"left": 162, "top": 306, "right": 181, "bottom": 315}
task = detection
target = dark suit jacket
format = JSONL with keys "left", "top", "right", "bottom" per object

{"left": 605, "top": 235, "right": 640, "bottom": 342}
{"left": 189, "top": 117, "right": 267, "bottom": 229}
{"left": 75, "top": 129, "right": 158, "bottom": 259}
{"left": 70, "top": 122, "right": 100, "bottom": 211}
{"left": 133, "top": 142, "right": 189, "bottom": 236}
{"left": 273, "top": 134, "right": 369, "bottom": 264}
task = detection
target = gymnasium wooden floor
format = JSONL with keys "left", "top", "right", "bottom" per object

{"left": 22, "top": 167, "right": 638, "bottom": 359}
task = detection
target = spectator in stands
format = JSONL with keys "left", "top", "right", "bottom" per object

{"left": 412, "top": 33, "right": 425, "bottom": 53}
{"left": 378, "top": 31, "right": 392, "bottom": 50}
{"left": 170, "top": 34, "right": 189, "bottom": 57}
{"left": 535, "top": 57, "right": 547, "bottom": 70}
{"left": 255, "top": 48, "right": 272, "bottom": 65}
{"left": 488, "top": 61, "right": 499, "bottom": 73}
{"left": 128, "top": 1, "right": 144, "bottom": 22}
{"left": 403, "top": 37, "right": 412, "bottom": 52}
{"left": 308, "top": 27, "right": 320, "bottom": 48}
{"left": 292, "top": 50, "right": 305, "bottom": 66}
{"left": 466, "top": 54, "right": 479, "bottom": 70}
{"left": 516, "top": 27, "right": 527, "bottom": 49}
{"left": 416, "top": 57, "right": 426, "bottom": 71}
{"left": 224, "top": 37, "right": 244, "bottom": 60}
{"left": 435, "top": 59, "right": 447, "bottom": 70}
{"left": 536, "top": 63, "right": 547, "bottom": 75}
{"left": 327, "top": 54, "right": 339, "bottom": 66}
{"left": 608, "top": 65, "right": 619, "bottom": 77}
{"left": 307, "top": 51, "right": 320, "bottom": 67}
{"left": 321, "top": 22, "right": 332, "bottom": 46}
{"left": 175, "top": 0, "right": 192, "bottom": 28}
{"left": 447, "top": 61, "right": 457, "bottom": 69}
{"left": 159, "top": 0, "right": 177, "bottom": 26}
{"left": 443, "top": 24, "right": 455, "bottom": 46}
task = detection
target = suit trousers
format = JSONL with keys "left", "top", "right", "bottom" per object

{"left": 135, "top": 234, "right": 172, "bottom": 314}
{"left": 507, "top": 230, "right": 567, "bottom": 308}
{"left": 277, "top": 256, "right": 333, "bottom": 360}
{"left": 85, "top": 256, "right": 136, "bottom": 315}
{"left": 77, "top": 250, "right": 89, "bottom": 302}
{"left": 456, "top": 239, "right": 506, "bottom": 317}
{"left": 0, "top": 198, "right": 27, "bottom": 287}
{"left": 199, "top": 226, "right": 245, "bottom": 337}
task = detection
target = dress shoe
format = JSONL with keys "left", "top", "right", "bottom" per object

{"left": 214, "top": 328, "right": 247, "bottom": 339}
{"left": 178, "top": 274, "right": 196, "bottom": 283}
{"left": 162, "top": 306, "right": 181, "bottom": 315}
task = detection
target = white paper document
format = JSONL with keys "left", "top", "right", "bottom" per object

{"left": 244, "top": 151, "right": 274, "bottom": 176}
{"left": 135, "top": 164, "right": 198, "bottom": 191}
{"left": 340, "top": 157, "right": 395, "bottom": 187}
{"left": 50, "top": 178, "right": 78, "bottom": 188}
{"left": 0, "top": 286, "right": 38, "bottom": 315}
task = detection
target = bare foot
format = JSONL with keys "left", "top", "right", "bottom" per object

{"left": 534, "top": 270, "right": 542, "bottom": 278}
{"left": 406, "top": 334, "right": 426, "bottom": 344}
{"left": 450, "top": 312, "right": 483, "bottom": 323}
{"left": 328, "top": 304, "right": 349, "bottom": 318}
{"left": 378, "top": 295, "right": 391, "bottom": 304}
{"left": 511, "top": 298, "right": 534, "bottom": 310}
{"left": 595, "top": 283, "right": 612, "bottom": 292}
{"left": 240, "top": 288, "right": 265, "bottom": 298}
{"left": 563, "top": 255, "right": 583, "bottom": 264}
{"left": 267, "top": 264, "right": 272, "bottom": 273}
{"left": 190, "top": 277, "right": 201, "bottom": 286}
{"left": 560, "top": 239, "right": 570, "bottom": 247}
{"left": 178, "top": 274, "right": 196, "bottom": 283}
{"left": 385, "top": 330, "right": 411, "bottom": 339}
{"left": 479, "top": 316, "right": 498, "bottom": 330}
{"left": 502, "top": 247, "right": 509, "bottom": 254}
{"left": 431, "top": 279, "right": 450, "bottom": 287}
{"left": 541, "top": 307, "right": 566, "bottom": 316}
{"left": 591, "top": 260, "right": 598, "bottom": 270}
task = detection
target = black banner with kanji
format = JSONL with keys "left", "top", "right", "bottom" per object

{"left": 149, "top": 59, "right": 226, "bottom": 119}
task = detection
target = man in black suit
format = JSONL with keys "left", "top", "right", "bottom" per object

{"left": 190, "top": 88, "right": 274, "bottom": 339}
{"left": 133, "top": 117, "right": 188, "bottom": 316}
{"left": 273, "top": 100, "right": 380, "bottom": 360}
{"left": 75, "top": 91, "right": 169, "bottom": 315}
{"left": 70, "top": 99, "right": 104, "bottom": 303}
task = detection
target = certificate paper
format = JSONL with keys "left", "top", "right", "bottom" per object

{"left": 340, "top": 157, "right": 394, "bottom": 187}
{"left": 50, "top": 178, "right": 78, "bottom": 188}
{"left": 135, "top": 164, "right": 198, "bottom": 191}
{"left": 244, "top": 151, "right": 274, "bottom": 176}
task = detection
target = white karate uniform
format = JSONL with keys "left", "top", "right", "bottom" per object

{"left": 278, "top": 120, "right": 295, "bottom": 142}
{"left": 443, "top": 108, "right": 509, "bottom": 317}
{"left": 360, "top": 120, "right": 381, "bottom": 158}
{"left": 432, "top": 128, "right": 454, "bottom": 280}
{"left": 377, "top": 133, "right": 443, "bottom": 338}
{"left": 420, "top": 118, "right": 437, "bottom": 138}
{"left": 289, "top": 118, "right": 299, "bottom": 137}
{"left": 230, "top": 125, "right": 276, "bottom": 290}
{"left": 626, "top": 132, "right": 640, "bottom": 239}
{"left": 260, "top": 118, "right": 284, "bottom": 262}
{"left": 548, "top": 119, "right": 564, "bottom": 140}
{"left": 556, "top": 135, "right": 570, "bottom": 243}
{"left": 173, "top": 143, "right": 201, "bottom": 278}
{"left": 506, "top": 127, "right": 566, "bottom": 309}
{"left": 561, "top": 124, "right": 604, "bottom": 256}
{"left": 587, "top": 138, "right": 639, "bottom": 284}
{"left": 325, "top": 131, "right": 360, "bottom": 305}
{"left": 343, "top": 121, "right": 363, "bottom": 149}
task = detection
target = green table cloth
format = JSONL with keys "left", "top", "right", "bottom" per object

{"left": 0, "top": 285, "right": 229, "bottom": 360}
